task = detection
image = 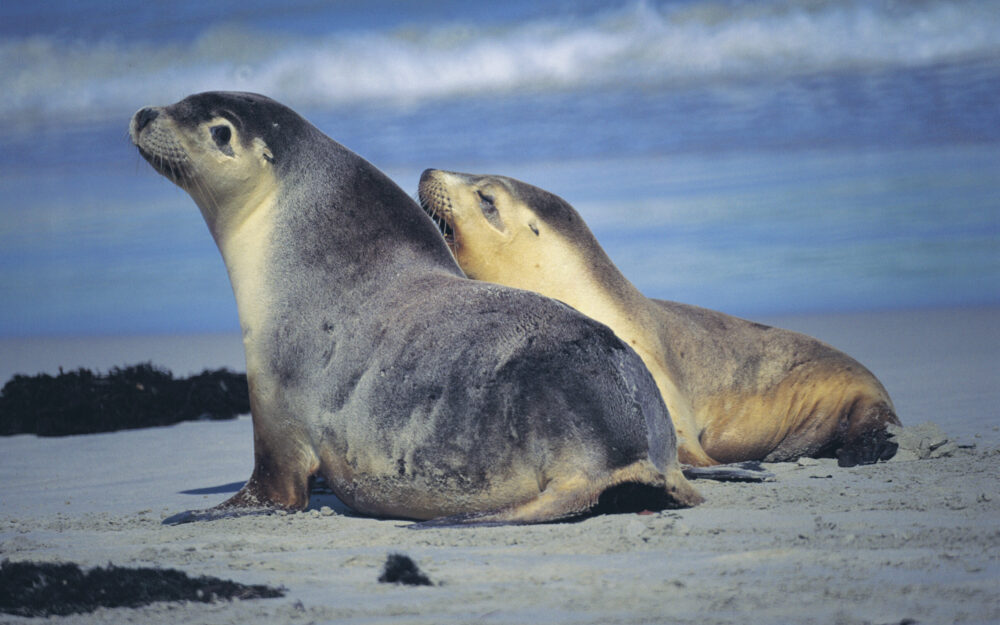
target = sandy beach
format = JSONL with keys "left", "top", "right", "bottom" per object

{"left": 3, "top": 1, "right": 998, "bottom": 621}
{"left": 1, "top": 307, "right": 998, "bottom": 624}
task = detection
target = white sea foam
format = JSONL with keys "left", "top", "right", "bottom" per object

{"left": 1, "top": 0, "right": 997, "bottom": 125}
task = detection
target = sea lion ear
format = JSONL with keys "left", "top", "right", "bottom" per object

{"left": 528, "top": 221, "right": 540, "bottom": 236}
{"left": 253, "top": 137, "right": 275, "bottom": 164}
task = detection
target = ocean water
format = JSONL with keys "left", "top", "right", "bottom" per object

{"left": 1, "top": 0, "right": 999, "bottom": 337}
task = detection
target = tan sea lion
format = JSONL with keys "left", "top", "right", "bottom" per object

{"left": 418, "top": 170, "right": 900, "bottom": 468}
{"left": 128, "top": 92, "right": 702, "bottom": 526}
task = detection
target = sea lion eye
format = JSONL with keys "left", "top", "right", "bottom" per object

{"left": 477, "top": 190, "right": 496, "bottom": 212}
{"left": 210, "top": 125, "right": 232, "bottom": 147}
{"left": 476, "top": 189, "right": 505, "bottom": 231}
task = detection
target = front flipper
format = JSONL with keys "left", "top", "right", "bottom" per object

{"left": 162, "top": 452, "right": 315, "bottom": 525}
{"left": 682, "top": 461, "right": 775, "bottom": 482}
{"left": 162, "top": 506, "right": 277, "bottom": 525}
{"left": 161, "top": 479, "right": 303, "bottom": 525}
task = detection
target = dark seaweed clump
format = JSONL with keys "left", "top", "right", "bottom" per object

{"left": 378, "top": 553, "right": 434, "bottom": 586}
{"left": 0, "top": 559, "right": 283, "bottom": 617}
{"left": 0, "top": 363, "right": 249, "bottom": 436}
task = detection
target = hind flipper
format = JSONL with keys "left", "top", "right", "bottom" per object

{"left": 408, "top": 475, "right": 599, "bottom": 529}
{"left": 837, "top": 426, "right": 899, "bottom": 467}
{"left": 409, "top": 463, "right": 702, "bottom": 529}
{"left": 683, "top": 461, "right": 776, "bottom": 482}
{"left": 406, "top": 511, "right": 531, "bottom": 530}
{"left": 837, "top": 399, "right": 901, "bottom": 467}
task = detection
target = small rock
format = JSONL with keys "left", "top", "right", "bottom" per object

{"left": 928, "top": 440, "right": 959, "bottom": 459}
{"left": 887, "top": 422, "right": 951, "bottom": 460}
{"left": 378, "top": 553, "right": 433, "bottom": 586}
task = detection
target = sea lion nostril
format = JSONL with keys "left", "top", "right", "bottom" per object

{"left": 134, "top": 108, "right": 159, "bottom": 133}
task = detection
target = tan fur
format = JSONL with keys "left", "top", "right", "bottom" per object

{"left": 132, "top": 110, "right": 321, "bottom": 508}
{"left": 419, "top": 170, "right": 900, "bottom": 466}
{"left": 132, "top": 113, "right": 279, "bottom": 345}
{"left": 146, "top": 115, "right": 282, "bottom": 397}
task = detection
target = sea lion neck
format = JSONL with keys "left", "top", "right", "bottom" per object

{"left": 201, "top": 184, "right": 279, "bottom": 250}
{"left": 536, "top": 230, "right": 656, "bottom": 345}
{"left": 276, "top": 145, "right": 462, "bottom": 285}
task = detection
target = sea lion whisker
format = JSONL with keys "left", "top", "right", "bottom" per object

{"left": 161, "top": 157, "right": 173, "bottom": 181}
{"left": 189, "top": 168, "right": 220, "bottom": 220}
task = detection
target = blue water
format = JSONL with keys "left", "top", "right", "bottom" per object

{"left": 1, "top": 0, "right": 999, "bottom": 336}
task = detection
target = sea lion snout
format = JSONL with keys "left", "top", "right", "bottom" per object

{"left": 129, "top": 108, "right": 166, "bottom": 146}
{"left": 133, "top": 108, "right": 160, "bottom": 134}
{"left": 417, "top": 169, "right": 457, "bottom": 244}
{"left": 419, "top": 168, "right": 440, "bottom": 185}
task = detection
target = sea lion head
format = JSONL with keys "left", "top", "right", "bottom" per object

{"left": 418, "top": 168, "right": 598, "bottom": 289}
{"left": 128, "top": 92, "right": 298, "bottom": 242}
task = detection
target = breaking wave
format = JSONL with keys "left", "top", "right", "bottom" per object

{"left": 2, "top": 0, "right": 998, "bottom": 125}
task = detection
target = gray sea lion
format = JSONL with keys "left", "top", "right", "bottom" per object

{"left": 417, "top": 170, "right": 900, "bottom": 468}
{"left": 128, "top": 92, "right": 702, "bottom": 525}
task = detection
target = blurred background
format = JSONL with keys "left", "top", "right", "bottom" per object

{"left": 2, "top": 0, "right": 998, "bottom": 338}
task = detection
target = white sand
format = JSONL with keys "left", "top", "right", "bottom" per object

{"left": 1, "top": 308, "right": 998, "bottom": 624}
